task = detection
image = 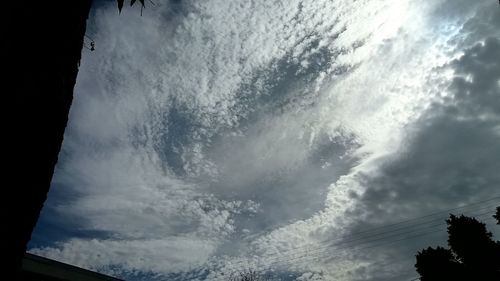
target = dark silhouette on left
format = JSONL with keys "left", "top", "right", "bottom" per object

{"left": 2, "top": 2, "right": 93, "bottom": 279}
{"left": 1, "top": 1, "right": 146, "bottom": 279}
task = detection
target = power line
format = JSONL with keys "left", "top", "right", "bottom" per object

{"left": 331, "top": 207, "right": 495, "bottom": 248}
{"left": 258, "top": 214, "right": 496, "bottom": 272}
{"left": 245, "top": 196, "right": 500, "bottom": 262}
{"left": 249, "top": 215, "right": 498, "bottom": 277}
{"left": 217, "top": 205, "right": 499, "bottom": 276}
{"left": 159, "top": 197, "right": 500, "bottom": 280}
{"left": 336, "top": 196, "right": 500, "bottom": 237}
{"left": 217, "top": 212, "right": 497, "bottom": 280}
{"left": 218, "top": 200, "right": 500, "bottom": 271}
{"left": 220, "top": 209, "right": 497, "bottom": 274}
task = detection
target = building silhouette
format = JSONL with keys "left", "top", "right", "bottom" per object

{"left": 21, "top": 253, "right": 123, "bottom": 281}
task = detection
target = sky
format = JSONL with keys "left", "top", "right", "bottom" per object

{"left": 29, "top": 0, "right": 500, "bottom": 280}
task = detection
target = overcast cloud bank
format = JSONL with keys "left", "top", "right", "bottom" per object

{"left": 30, "top": 1, "right": 500, "bottom": 280}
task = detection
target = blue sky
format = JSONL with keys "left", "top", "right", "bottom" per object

{"left": 30, "top": 0, "right": 500, "bottom": 280}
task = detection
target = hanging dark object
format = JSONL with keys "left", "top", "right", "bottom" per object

{"left": 83, "top": 35, "right": 96, "bottom": 52}
{"left": 117, "top": 0, "right": 146, "bottom": 14}
{"left": 131, "top": 0, "right": 145, "bottom": 6}
{"left": 117, "top": 0, "right": 124, "bottom": 13}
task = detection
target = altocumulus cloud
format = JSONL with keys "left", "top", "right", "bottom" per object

{"left": 29, "top": 0, "right": 500, "bottom": 281}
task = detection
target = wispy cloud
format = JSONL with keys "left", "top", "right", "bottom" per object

{"left": 30, "top": 0, "right": 500, "bottom": 280}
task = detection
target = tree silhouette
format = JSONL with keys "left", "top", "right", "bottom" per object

{"left": 415, "top": 211, "right": 500, "bottom": 280}
{"left": 415, "top": 246, "right": 462, "bottom": 280}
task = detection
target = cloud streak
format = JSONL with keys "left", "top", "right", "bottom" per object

{"left": 30, "top": 0, "right": 500, "bottom": 280}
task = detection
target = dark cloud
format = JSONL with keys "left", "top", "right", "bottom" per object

{"left": 29, "top": 0, "right": 500, "bottom": 280}
{"left": 346, "top": 37, "right": 500, "bottom": 281}
{"left": 448, "top": 37, "right": 500, "bottom": 115}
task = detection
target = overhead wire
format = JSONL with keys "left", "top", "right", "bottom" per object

{"left": 220, "top": 215, "right": 498, "bottom": 281}
{"left": 215, "top": 198, "right": 500, "bottom": 276}
{"left": 219, "top": 200, "right": 500, "bottom": 268}
{"left": 239, "top": 196, "right": 500, "bottom": 264}
{"left": 235, "top": 214, "right": 497, "bottom": 274}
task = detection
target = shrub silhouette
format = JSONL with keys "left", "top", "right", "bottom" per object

{"left": 415, "top": 210, "right": 500, "bottom": 280}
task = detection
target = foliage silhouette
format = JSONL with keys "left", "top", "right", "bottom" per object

{"left": 415, "top": 210, "right": 500, "bottom": 281}
{"left": 495, "top": 206, "right": 500, "bottom": 225}
{"left": 117, "top": 0, "right": 145, "bottom": 13}
{"left": 415, "top": 246, "right": 463, "bottom": 280}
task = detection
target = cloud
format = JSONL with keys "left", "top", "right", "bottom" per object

{"left": 29, "top": 0, "right": 500, "bottom": 280}
{"left": 352, "top": 35, "right": 500, "bottom": 223}
{"left": 328, "top": 14, "right": 500, "bottom": 281}
{"left": 30, "top": 237, "right": 219, "bottom": 274}
{"left": 213, "top": 2, "right": 500, "bottom": 281}
{"left": 348, "top": 2, "right": 500, "bottom": 234}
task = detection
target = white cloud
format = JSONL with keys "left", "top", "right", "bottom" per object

{"left": 30, "top": 0, "right": 500, "bottom": 280}
{"left": 30, "top": 237, "right": 218, "bottom": 274}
